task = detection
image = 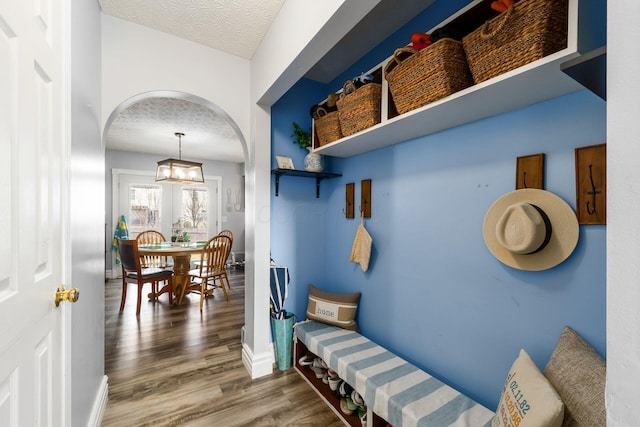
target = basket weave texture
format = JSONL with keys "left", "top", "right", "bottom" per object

{"left": 462, "top": 0, "right": 568, "bottom": 84}
{"left": 314, "top": 107, "right": 342, "bottom": 147}
{"left": 336, "top": 81, "right": 382, "bottom": 137}
{"left": 384, "top": 39, "right": 473, "bottom": 116}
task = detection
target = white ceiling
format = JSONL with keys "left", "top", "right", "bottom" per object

{"left": 100, "top": 0, "right": 436, "bottom": 163}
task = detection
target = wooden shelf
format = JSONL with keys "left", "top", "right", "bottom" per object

{"left": 312, "top": 0, "right": 583, "bottom": 159}
{"left": 271, "top": 168, "right": 342, "bottom": 198}
{"left": 294, "top": 339, "right": 386, "bottom": 427}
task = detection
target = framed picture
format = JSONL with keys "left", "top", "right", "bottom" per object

{"left": 276, "top": 156, "right": 295, "bottom": 170}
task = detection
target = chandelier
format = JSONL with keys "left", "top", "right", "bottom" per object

{"left": 155, "top": 132, "right": 204, "bottom": 184}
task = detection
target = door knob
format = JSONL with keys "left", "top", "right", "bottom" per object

{"left": 55, "top": 285, "right": 79, "bottom": 307}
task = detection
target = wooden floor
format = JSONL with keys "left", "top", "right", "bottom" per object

{"left": 103, "top": 269, "right": 342, "bottom": 427}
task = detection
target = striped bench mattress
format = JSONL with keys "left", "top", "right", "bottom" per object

{"left": 295, "top": 321, "right": 494, "bottom": 427}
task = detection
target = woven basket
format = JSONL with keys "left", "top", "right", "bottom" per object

{"left": 384, "top": 39, "right": 473, "bottom": 116}
{"left": 314, "top": 107, "right": 342, "bottom": 147}
{"left": 462, "top": 0, "right": 568, "bottom": 84}
{"left": 336, "top": 80, "right": 382, "bottom": 137}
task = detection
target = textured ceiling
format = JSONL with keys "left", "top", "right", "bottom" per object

{"left": 99, "top": 0, "right": 286, "bottom": 59}
{"left": 107, "top": 97, "right": 244, "bottom": 163}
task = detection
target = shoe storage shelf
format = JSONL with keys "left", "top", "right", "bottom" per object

{"left": 312, "top": 0, "right": 590, "bottom": 159}
{"left": 294, "top": 338, "right": 386, "bottom": 427}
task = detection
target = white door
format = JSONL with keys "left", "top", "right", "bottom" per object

{"left": 0, "top": 1, "right": 71, "bottom": 426}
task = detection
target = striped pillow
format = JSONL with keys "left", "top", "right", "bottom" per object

{"left": 306, "top": 284, "right": 361, "bottom": 331}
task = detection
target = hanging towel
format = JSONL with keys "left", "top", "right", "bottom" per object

{"left": 350, "top": 216, "right": 372, "bottom": 272}
{"left": 111, "top": 214, "right": 129, "bottom": 265}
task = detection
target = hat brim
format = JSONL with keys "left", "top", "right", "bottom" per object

{"left": 483, "top": 189, "right": 579, "bottom": 271}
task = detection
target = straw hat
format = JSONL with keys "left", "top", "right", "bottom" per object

{"left": 483, "top": 189, "right": 579, "bottom": 271}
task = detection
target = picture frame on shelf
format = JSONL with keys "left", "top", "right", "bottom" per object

{"left": 276, "top": 156, "right": 295, "bottom": 170}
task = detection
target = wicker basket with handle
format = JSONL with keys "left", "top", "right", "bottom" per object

{"left": 314, "top": 107, "right": 342, "bottom": 147}
{"left": 336, "top": 80, "right": 382, "bottom": 137}
{"left": 462, "top": 0, "right": 568, "bottom": 84}
{"left": 384, "top": 39, "right": 473, "bottom": 116}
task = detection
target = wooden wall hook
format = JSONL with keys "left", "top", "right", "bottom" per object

{"left": 361, "top": 179, "right": 371, "bottom": 218}
{"left": 345, "top": 183, "right": 355, "bottom": 218}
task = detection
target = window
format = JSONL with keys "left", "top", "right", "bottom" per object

{"left": 128, "top": 184, "right": 162, "bottom": 239}
{"left": 178, "top": 187, "right": 208, "bottom": 242}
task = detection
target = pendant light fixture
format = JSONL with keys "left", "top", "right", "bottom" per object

{"left": 155, "top": 132, "right": 205, "bottom": 184}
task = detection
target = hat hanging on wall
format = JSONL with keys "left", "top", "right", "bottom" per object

{"left": 483, "top": 189, "right": 579, "bottom": 271}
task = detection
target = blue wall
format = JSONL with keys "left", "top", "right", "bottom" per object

{"left": 271, "top": 0, "right": 606, "bottom": 410}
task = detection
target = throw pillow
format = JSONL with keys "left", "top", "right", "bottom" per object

{"left": 543, "top": 326, "right": 606, "bottom": 427}
{"left": 492, "top": 349, "right": 564, "bottom": 427}
{"left": 306, "top": 284, "right": 361, "bottom": 331}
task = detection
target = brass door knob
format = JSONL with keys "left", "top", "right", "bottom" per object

{"left": 55, "top": 285, "right": 79, "bottom": 307}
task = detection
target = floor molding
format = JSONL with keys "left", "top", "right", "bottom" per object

{"left": 242, "top": 342, "right": 274, "bottom": 379}
{"left": 87, "top": 375, "right": 109, "bottom": 427}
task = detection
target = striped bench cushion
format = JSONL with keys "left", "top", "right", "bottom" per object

{"left": 295, "top": 321, "right": 494, "bottom": 427}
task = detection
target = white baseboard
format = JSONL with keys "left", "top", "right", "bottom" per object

{"left": 241, "top": 342, "right": 274, "bottom": 379}
{"left": 106, "top": 269, "right": 122, "bottom": 280}
{"left": 87, "top": 375, "right": 108, "bottom": 427}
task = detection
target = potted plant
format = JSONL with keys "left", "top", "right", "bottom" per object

{"left": 291, "top": 122, "right": 311, "bottom": 149}
{"left": 291, "top": 122, "right": 323, "bottom": 172}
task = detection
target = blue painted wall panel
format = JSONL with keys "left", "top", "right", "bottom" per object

{"left": 271, "top": 0, "right": 606, "bottom": 410}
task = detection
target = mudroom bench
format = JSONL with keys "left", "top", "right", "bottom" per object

{"left": 294, "top": 320, "right": 494, "bottom": 427}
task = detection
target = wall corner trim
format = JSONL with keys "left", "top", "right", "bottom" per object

{"left": 242, "top": 342, "right": 274, "bottom": 379}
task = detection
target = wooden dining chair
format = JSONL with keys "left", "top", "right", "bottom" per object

{"left": 118, "top": 239, "right": 174, "bottom": 315}
{"left": 191, "top": 230, "right": 233, "bottom": 285}
{"left": 187, "top": 235, "right": 232, "bottom": 311}
{"left": 136, "top": 230, "right": 171, "bottom": 268}
{"left": 136, "top": 230, "right": 172, "bottom": 298}
{"left": 218, "top": 229, "right": 233, "bottom": 243}
{"left": 217, "top": 229, "right": 234, "bottom": 288}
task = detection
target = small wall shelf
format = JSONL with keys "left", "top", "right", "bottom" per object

{"left": 271, "top": 168, "right": 342, "bottom": 198}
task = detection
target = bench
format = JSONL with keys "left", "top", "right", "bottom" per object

{"left": 294, "top": 320, "right": 494, "bottom": 427}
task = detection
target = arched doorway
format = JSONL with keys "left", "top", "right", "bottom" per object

{"left": 103, "top": 90, "right": 248, "bottom": 270}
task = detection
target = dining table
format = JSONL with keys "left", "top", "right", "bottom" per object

{"left": 138, "top": 241, "right": 206, "bottom": 304}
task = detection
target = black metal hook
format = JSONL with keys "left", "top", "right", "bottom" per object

{"left": 343, "top": 200, "right": 353, "bottom": 216}
{"left": 522, "top": 171, "right": 528, "bottom": 189}
{"left": 586, "top": 164, "right": 598, "bottom": 215}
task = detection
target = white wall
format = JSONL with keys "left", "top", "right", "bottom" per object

{"left": 607, "top": 1, "right": 640, "bottom": 425}
{"left": 70, "top": 0, "right": 107, "bottom": 425}
{"left": 99, "top": 12, "right": 270, "bottom": 372}
{"left": 244, "top": 0, "right": 384, "bottom": 378}
{"left": 252, "top": 0, "right": 382, "bottom": 105}
{"left": 101, "top": 14, "right": 251, "bottom": 142}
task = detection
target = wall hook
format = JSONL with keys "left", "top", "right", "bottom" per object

{"left": 360, "top": 179, "right": 371, "bottom": 218}
{"left": 345, "top": 183, "right": 355, "bottom": 218}
{"left": 586, "top": 164, "right": 599, "bottom": 215}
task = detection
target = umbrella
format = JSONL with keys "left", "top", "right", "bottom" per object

{"left": 269, "top": 265, "right": 290, "bottom": 319}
